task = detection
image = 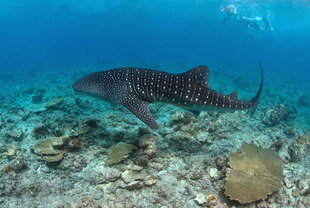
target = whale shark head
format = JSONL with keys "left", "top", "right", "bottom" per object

{"left": 72, "top": 70, "right": 128, "bottom": 103}
{"left": 72, "top": 72, "right": 108, "bottom": 99}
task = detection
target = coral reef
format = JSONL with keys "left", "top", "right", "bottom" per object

{"left": 31, "top": 137, "right": 65, "bottom": 164}
{"left": 288, "top": 134, "right": 309, "bottom": 163}
{"left": 105, "top": 142, "right": 137, "bottom": 165}
{"left": 32, "top": 123, "right": 49, "bottom": 137}
{"left": 0, "top": 69, "right": 309, "bottom": 208}
{"left": 225, "top": 144, "right": 283, "bottom": 204}
{"left": 263, "top": 104, "right": 297, "bottom": 126}
{"left": 298, "top": 95, "right": 310, "bottom": 107}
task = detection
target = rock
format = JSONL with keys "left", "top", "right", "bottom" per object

{"left": 197, "top": 132, "right": 209, "bottom": 143}
{"left": 288, "top": 139, "right": 307, "bottom": 163}
{"left": 209, "top": 168, "right": 218, "bottom": 178}
{"left": 263, "top": 104, "right": 297, "bottom": 126}
{"left": 105, "top": 142, "right": 137, "bottom": 166}
{"left": 41, "top": 166, "right": 51, "bottom": 173}
{"left": 298, "top": 180, "right": 306, "bottom": 190}
{"left": 126, "top": 181, "right": 142, "bottom": 191}
{"left": 83, "top": 117, "right": 99, "bottom": 128}
{"left": 283, "top": 177, "right": 293, "bottom": 189}
{"left": 215, "top": 157, "right": 227, "bottom": 171}
{"left": 190, "top": 169, "right": 204, "bottom": 180}
{"left": 170, "top": 112, "right": 185, "bottom": 125}
{"left": 32, "top": 123, "right": 48, "bottom": 137}
{"left": 298, "top": 95, "right": 310, "bottom": 107}
{"left": 32, "top": 94, "right": 44, "bottom": 104}
{"left": 144, "top": 175, "right": 157, "bottom": 186}
{"left": 135, "top": 154, "right": 149, "bottom": 167}
{"left": 298, "top": 134, "right": 309, "bottom": 145}
{"left": 11, "top": 159, "right": 26, "bottom": 172}
{"left": 121, "top": 170, "right": 132, "bottom": 183}
{"left": 121, "top": 170, "right": 147, "bottom": 183}
{"left": 57, "top": 202, "right": 72, "bottom": 208}
{"left": 138, "top": 127, "right": 150, "bottom": 137}
{"left": 67, "top": 139, "right": 81, "bottom": 150}
{"left": 5, "top": 144, "right": 17, "bottom": 156}
{"left": 2, "top": 165, "right": 12, "bottom": 173}
{"left": 194, "top": 193, "right": 206, "bottom": 205}
{"left": 45, "top": 97, "right": 65, "bottom": 110}
{"left": 7, "top": 128, "right": 24, "bottom": 140}
{"left": 75, "top": 97, "right": 83, "bottom": 105}
{"left": 205, "top": 195, "right": 222, "bottom": 207}
{"left": 112, "top": 132, "right": 125, "bottom": 143}
{"left": 76, "top": 197, "right": 101, "bottom": 208}
{"left": 285, "top": 126, "right": 296, "bottom": 136}
{"left": 27, "top": 185, "right": 39, "bottom": 197}
{"left": 127, "top": 164, "right": 143, "bottom": 171}
{"left": 292, "top": 189, "right": 300, "bottom": 198}
{"left": 206, "top": 195, "right": 217, "bottom": 203}
{"left": 103, "top": 168, "right": 121, "bottom": 182}
{"left": 138, "top": 135, "right": 157, "bottom": 158}
{"left": 23, "top": 88, "right": 34, "bottom": 95}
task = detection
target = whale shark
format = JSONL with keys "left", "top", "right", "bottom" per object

{"left": 73, "top": 64, "right": 263, "bottom": 129}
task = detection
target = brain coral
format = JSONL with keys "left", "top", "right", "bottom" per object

{"left": 225, "top": 144, "right": 283, "bottom": 204}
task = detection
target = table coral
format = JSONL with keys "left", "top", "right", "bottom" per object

{"left": 31, "top": 137, "right": 65, "bottom": 164}
{"left": 225, "top": 144, "right": 283, "bottom": 204}
{"left": 105, "top": 142, "right": 137, "bottom": 166}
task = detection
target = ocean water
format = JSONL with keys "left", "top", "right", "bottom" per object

{"left": 0, "top": 1, "right": 310, "bottom": 207}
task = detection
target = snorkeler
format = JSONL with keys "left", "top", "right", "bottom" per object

{"left": 221, "top": 5, "right": 274, "bottom": 35}
{"left": 220, "top": 5, "right": 238, "bottom": 22}
{"left": 239, "top": 16, "right": 264, "bottom": 32}
{"left": 262, "top": 16, "right": 274, "bottom": 31}
{"left": 238, "top": 15, "right": 273, "bottom": 34}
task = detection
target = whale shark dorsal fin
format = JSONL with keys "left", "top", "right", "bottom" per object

{"left": 181, "top": 65, "right": 210, "bottom": 88}
{"left": 121, "top": 94, "right": 159, "bottom": 129}
{"left": 227, "top": 91, "right": 238, "bottom": 100}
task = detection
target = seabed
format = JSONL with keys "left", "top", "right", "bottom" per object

{"left": 0, "top": 68, "right": 309, "bottom": 208}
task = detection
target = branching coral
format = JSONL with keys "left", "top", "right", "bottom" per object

{"left": 225, "top": 144, "right": 283, "bottom": 204}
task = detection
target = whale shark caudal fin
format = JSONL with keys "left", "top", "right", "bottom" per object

{"left": 252, "top": 62, "right": 264, "bottom": 104}
{"left": 181, "top": 65, "right": 211, "bottom": 88}
{"left": 121, "top": 94, "right": 159, "bottom": 129}
{"left": 249, "top": 62, "right": 264, "bottom": 116}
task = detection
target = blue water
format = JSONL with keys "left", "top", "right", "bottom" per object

{"left": 1, "top": 0, "right": 310, "bottom": 82}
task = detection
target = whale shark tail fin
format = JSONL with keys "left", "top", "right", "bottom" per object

{"left": 249, "top": 62, "right": 264, "bottom": 116}
{"left": 251, "top": 61, "right": 264, "bottom": 105}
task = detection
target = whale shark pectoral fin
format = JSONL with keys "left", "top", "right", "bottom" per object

{"left": 227, "top": 91, "right": 238, "bottom": 100}
{"left": 121, "top": 95, "right": 159, "bottom": 129}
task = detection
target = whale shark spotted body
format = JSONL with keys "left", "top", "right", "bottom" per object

{"left": 73, "top": 64, "right": 263, "bottom": 129}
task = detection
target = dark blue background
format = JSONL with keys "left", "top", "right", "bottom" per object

{"left": 0, "top": 0, "right": 309, "bottom": 82}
